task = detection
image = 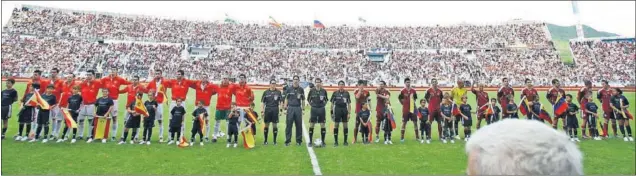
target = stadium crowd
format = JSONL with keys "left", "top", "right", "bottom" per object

{"left": 2, "top": 6, "right": 635, "bottom": 86}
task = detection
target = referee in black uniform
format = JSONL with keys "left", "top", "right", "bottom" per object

{"left": 284, "top": 76, "right": 305, "bottom": 146}
{"left": 331, "top": 80, "right": 351, "bottom": 146}
{"left": 261, "top": 79, "right": 283, "bottom": 145}
{"left": 307, "top": 78, "right": 328, "bottom": 147}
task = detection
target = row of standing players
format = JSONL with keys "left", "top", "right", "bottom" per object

{"left": 1, "top": 69, "right": 633, "bottom": 147}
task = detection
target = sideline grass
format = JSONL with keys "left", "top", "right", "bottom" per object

{"left": 1, "top": 83, "right": 634, "bottom": 175}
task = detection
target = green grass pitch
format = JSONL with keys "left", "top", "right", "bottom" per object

{"left": 1, "top": 83, "right": 634, "bottom": 175}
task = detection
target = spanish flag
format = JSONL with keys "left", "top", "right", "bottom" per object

{"left": 157, "top": 84, "right": 168, "bottom": 105}
{"left": 25, "top": 94, "right": 39, "bottom": 107}
{"left": 198, "top": 114, "right": 206, "bottom": 135}
{"left": 93, "top": 118, "right": 111, "bottom": 140}
{"left": 269, "top": 16, "right": 282, "bottom": 28}
{"left": 61, "top": 108, "right": 78, "bottom": 129}
{"left": 367, "top": 120, "right": 373, "bottom": 142}
{"left": 241, "top": 127, "right": 255, "bottom": 149}
{"left": 134, "top": 98, "right": 149, "bottom": 117}
{"left": 28, "top": 92, "right": 50, "bottom": 109}
{"left": 178, "top": 135, "right": 189, "bottom": 148}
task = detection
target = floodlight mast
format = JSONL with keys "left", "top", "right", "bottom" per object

{"left": 572, "top": 1, "right": 585, "bottom": 39}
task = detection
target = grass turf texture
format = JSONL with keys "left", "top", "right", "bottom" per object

{"left": 2, "top": 83, "right": 635, "bottom": 175}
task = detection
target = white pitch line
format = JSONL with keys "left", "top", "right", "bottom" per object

{"left": 301, "top": 120, "right": 323, "bottom": 176}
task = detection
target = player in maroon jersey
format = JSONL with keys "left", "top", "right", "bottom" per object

{"left": 374, "top": 81, "right": 390, "bottom": 143}
{"left": 521, "top": 78, "right": 538, "bottom": 119}
{"left": 577, "top": 80, "right": 593, "bottom": 138}
{"left": 471, "top": 82, "right": 489, "bottom": 129}
{"left": 496, "top": 78, "right": 514, "bottom": 118}
{"left": 398, "top": 78, "right": 418, "bottom": 142}
{"left": 597, "top": 80, "right": 615, "bottom": 138}
{"left": 353, "top": 80, "right": 370, "bottom": 143}
{"left": 546, "top": 79, "right": 567, "bottom": 130}
{"left": 425, "top": 78, "right": 444, "bottom": 140}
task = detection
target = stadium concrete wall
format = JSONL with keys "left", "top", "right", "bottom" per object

{"left": 4, "top": 78, "right": 635, "bottom": 92}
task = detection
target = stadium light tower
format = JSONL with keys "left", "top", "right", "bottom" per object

{"left": 572, "top": 1, "right": 585, "bottom": 39}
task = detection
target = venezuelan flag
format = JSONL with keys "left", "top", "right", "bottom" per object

{"left": 553, "top": 96, "right": 569, "bottom": 116}
{"left": 367, "top": 121, "right": 373, "bottom": 142}
{"left": 479, "top": 104, "right": 494, "bottom": 115}
{"left": 387, "top": 108, "right": 397, "bottom": 130}
{"left": 313, "top": 20, "right": 325, "bottom": 29}
{"left": 623, "top": 109, "right": 634, "bottom": 120}
{"left": 452, "top": 104, "right": 461, "bottom": 116}
{"left": 61, "top": 108, "right": 78, "bottom": 129}
{"left": 539, "top": 107, "right": 553, "bottom": 124}
{"left": 519, "top": 98, "right": 529, "bottom": 116}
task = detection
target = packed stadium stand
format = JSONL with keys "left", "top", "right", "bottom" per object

{"left": 1, "top": 5, "right": 634, "bottom": 86}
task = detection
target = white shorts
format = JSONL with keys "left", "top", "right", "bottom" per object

{"left": 79, "top": 105, "right": 95, "bottom": 120}
{"left": 111, "top": 100, "right": 119, "bottom": 117}
{"left": 50, "top": 106, "right": 63, "bottom": 120}
{"left": 156, "top": 103, "right": 164, "bottom": 121}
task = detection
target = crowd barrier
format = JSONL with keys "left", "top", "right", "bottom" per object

{"left": 4, "top": 78, "right": 635, "bottom": 92}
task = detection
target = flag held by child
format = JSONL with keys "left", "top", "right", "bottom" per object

{"left": 539, "top": 105, "right": 553, "bottom": 124}
{"left": 61, "top": 108, "right": 78, "bottom": 129}
{"left": 452, "top": 103, "right": 461, "bottom": 116}
{"left": 178, "top": 136, "right": 189, "bottom": 148}
{"left": 387, "top": 108, "right": 397, "bottom": 130}
{"left": 241, "top": 126, "right": 255, "bottom": 149}
{"left": 198, "top": 114, "right": 206, "bottom": 135}
{"left": 134, "top": 98, "right": 149, "bottom": 117}
{"left": 553, "top": 96, "right": 569, "bottom": 116}
{"left": 93, "top": 118, "right": 111, "bottom": 140}
{"left": 519, "top": 98, "right": 529, "bottom": 116}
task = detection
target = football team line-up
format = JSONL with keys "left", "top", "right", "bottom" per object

{"left": 1, "top": 67, "right": 633, "bottom": 148}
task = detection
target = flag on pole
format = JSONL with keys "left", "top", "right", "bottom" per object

{"left": 134, "top": 98, "right": 149, "bottom": 117}
{"left": 313, "top": 20, "right": 325, "bottom": 29}
{"left": 61, "top": 108, "right": 78, "bottom": 129}
{"left": 539, "top": 105, "right": 553, "bottom": 124}
{"left": 29, "top": 91, "right": 50, "bottom": 110}
{"left": 452, "top": 103, "right": 461, "bottom": 116}
{"left": 224, "top": 13, "right": 238, "bottom": 24}
{"left": 358, "top": 17, "right": 367, "bottom": 23}
{"left": 93, "top": 118, "right": 111, "bottom": 140}
{"left": 25, "top": 93, "right": 39, "bottom": 107}
{"left": 198, "top": 114, "right": 206, "bottom": 135}
{"left": 178, "top": 135, "right": 189, "bottom": 148}
{"left": 241, "top": 126, "right": 255, "bottom": 149}
{"left": 387, "top": 108, "right": 397, "bottom": 130}
{"left": 519, "top": 98, "right": 529, "bottom": 116}
{"left": 269, "top": 16, "right": 282, "bottom": 28}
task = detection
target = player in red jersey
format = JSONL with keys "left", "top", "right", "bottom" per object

{"left": 211, "top": 74, "right": 234, "bottom": 142}
{"left": 233, "top": 74, "right": 254, "bottom": 134}
{"left": 521, "top": 78, "right": 538, "bottom": 119}
{"left": 57, "top": 73, "right": 78, "bottom": 139}
{"left": 189, "top": 73, "right": 217, "bottom": 142}
{"left": 166, "top": 70, "right": 195, "bottom": 136}
{"left": 546, "top": 79, "right": 566, "bottom": 130}
{"left": 497, "top": 78, "right": 514, "bottom": 118}
{"left": 597, "top": 80, "right": 615, "bottom": 138}
{"left": 353, "top": 80, "right": 370, "bottom": 143}
{"left": 374, "top": 81, "right": 391, "bottom": 142}
{"left": 145, "top": 69, "right": 170, "bottom": 142}
{"left": 577, "top": 80, "right": 593, "bottom": 138}
{"left": 78, "top": 70, "right": 102, "bottom": 140}
{"left": 100, "top": 67, "right": 131, "bottom": 141}
{"left": 425, "top": 78, "right": 444, "bottom": 141}
{"left": 471, "top": 82, "right": 489, "bottom": 129}
{"left": 398, "top": 78, "right": 419, "bottom": 142}
{"left": 47, "top": 68, "right": 65, "bottom": 139}
{"left": 119, "top": 75, "right": 146, "bottom": 141}
{"left": 23, "top": 70, "right": 50, "bottom": 101}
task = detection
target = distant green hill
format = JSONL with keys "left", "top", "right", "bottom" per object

{"left": 547, "top": 23, "right": 619, "bottom": 41}
{"left": 546, "top": 23, "right": 619, "bottom": 64}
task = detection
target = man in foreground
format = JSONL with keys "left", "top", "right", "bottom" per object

{"left": 465, "top": 119, "right": 583, "bottom": 175}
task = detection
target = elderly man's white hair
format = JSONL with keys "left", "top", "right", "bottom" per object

{"left": 465, "top": 119, "right": 583, "bottom": 175}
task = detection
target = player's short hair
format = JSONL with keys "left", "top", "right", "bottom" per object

{"left": 51, "top": 68, "right": 59, "bottom": 73}
{"left": 7, "top": 78, "right": 15, "bottom": 84}
{"left": 198, "top": 100, "right": 204, "bottom": 105}
{"left": 565, "top": 94, "right": 573, "bottom": 99}
{"left": 239, "top": 74, "right": 246, "bottom": 78}
{"left": 270, "top": 79, "right": 277, "bottom": 84}
{"left": 33, "top": 70, "right": 42, "bottom": 75}
{"left": 101, "top": 88, "right": 108, "bottom": 92}
{"left": 67, "top": 73, "right": 76, "bottom": 78}
{"left": 155, "top": 69, "right": 162, "bottom": 74}
{"left": 379, "top": 81, "right": 386, "bottom": 85}
{"left": 86, "top": 70, "right": 95, "bottom": 75}
{"left": 338, "top": 80, "right": 345, "bottom": 85}
{"left": 358, "top": 80, "right": 364, "bottom": 85}
{"left": 502, "top": 78, "right": 508, "bottom": 82}
{"left": 176, "top": 98, "right": 183, "bottom": 102}
{"left": 293, "top": 75, "right": 300, "bottom": 80}
{"left": 72, "top": 85, "right": 80, "bottom": 90}
{"left": 136, "top": 92, "right": 143, "bottom": 97}
{"left": 551, "top": 79, "right": 559, "bottom": 84}
{"left": 614, "top": 88, "right": 623, "bottom": 95}
{"left": 525, "top": 78, "right": 531, "bottom": 83}
{"left": 177, "top": 70, "right": 184, "bottom": 76}
{"left": 315, "top": 78, "right": 322, "bottom": 83}
{"left": 466, "top": 120, "right": 583, "bottom": 175}
{"left": 431, "top": 78, "right": 437, "bottom": 82}
{"left": 133, "top": 75, "right": 139, "bottom": 80}
{"left": 584, "top": 80, "right": 592, "bottom": 86}
{"left": 47, "top": 85, "right": 55, "bottom": 89}
{"left": 420, "top": 99, "right": 427, "bottom": 103}
{"left": 490, "top": 98, "right": 497, "bottom": 101}
{"left": 404, "top": 78, "right": 411, "bottom": 82}
{"left": 506, "top": 94, "right": 513, "bottom": 100}
{"left": 601, "top": 80, "right": 608, "bottom": 84}
{"left": 361, "top": 101, "right": 367, "bottom": 106}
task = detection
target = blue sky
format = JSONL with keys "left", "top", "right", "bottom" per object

{"left": 2, "top": 1, "right": 634, "bottom": 36}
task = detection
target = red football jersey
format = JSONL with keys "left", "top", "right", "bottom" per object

{"left": 521, "top": 87, "right": 538, "bottom": 102}
{"left": 190, "top": 81, "right": 216, "bottom": 107}
{"left": 471, "top": 87, "right": 489, "bottom": 110}
{"left": 399, "top": 88, "right": 418, "bottom": 114}
{"left": 376, "top": 88, "right": 391, "bottom": 112}
{"left": 100, "top": 76, "right": 130, "bottom": 100}
{"left": 353, "top": 89, "right": 370, "bottom": 113}
{"left": 546, "top": 87, "right": 565, "bottom": 105}
{"left": 79, "top": 80, "right": 102, "bottom": 104}
{"left": 425, "top": 88, "right": 443, "bottom": 111}
{"left": 597, "top": 88, "right": 613, "bottom": 111}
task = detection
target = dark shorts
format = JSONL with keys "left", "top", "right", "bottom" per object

{"left": 333, "top": 107, "right": 348, "bottom": 123}
{"left": 143, "top": 118, "right": 155, "bottom": 128}
{"left": 310, "top": 107, "right": 326, "bottom": 123}
{"left": 125, "top": 115, "right": 141, "bottom": 128}
{"left": 555, "top": 113, "right": 567, "bottom": 119}
{"left": 614, "top": 111, "right": 626, "bottom": 120}
{"left": 37, "top": 111, "right": 50, "bottom": 125}
{"left": 264, "top": 107, "right": 280, "bottom": 123}
{"left": 169, "top": 126, "right": 181, "bottom": 133}
{"left": 462, "top": 118, "right": 473, "bottom": 126}
{"left": 228, "top": 123, "right": 239, "bottom": 136}
{"left": 566, "top": 115, "right": 579, "bottom": 128}
{"left": 215, "top": 110, "right": 229, "bottom": 120}
{"left": 18, "top": 107, "right": 35, "bottom": 123}
{"left": 1, "top": 106, "right": 11, "bottom": 120}
{"left": 402, "top": 112, "right": 417, "bottom": 122}
{"left": 430, "top": 110, "right": 442, "bottom": 122}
